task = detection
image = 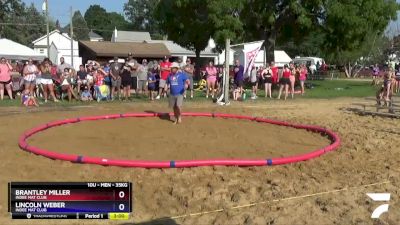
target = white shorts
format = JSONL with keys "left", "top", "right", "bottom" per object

{"left": 35, "top": 78, "right": 41, "bottom": 85}
{"left": 41, "top": 78, "right": 53, "bottom": 85}
{"left": 159, "top": 79, "right": 167, "bottom": 88}
{"left": 86, "top": 75, "right": 94, "bottom": 83}
{"left": 77, "top": 79, "right": 88, "bottom": 85}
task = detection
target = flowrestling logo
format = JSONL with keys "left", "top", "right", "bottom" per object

{"left": 367, "top": 193, "right": 391, "bottom": 219}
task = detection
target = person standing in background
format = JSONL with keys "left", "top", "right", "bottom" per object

{"left": 299, "top": 64, "right": 308, "bottom": 95}
{"left": 233, "top": 59, "right": 244, "bottom": 98}
{"left": 23, "top": 58, "right": 39, "bottom": 95}
{"left": 137, "top": 59, "right": 149, "bottom": 95}
{"left": 271, "top": 62, "right": 279, "bottom": 86}
{"left": 262, "top": 64, "right": 273, "bottom": 99}
{"left": 250, "top": 65, "right": 258, "bottom": 99}
{"left": 277, "top": 64, "right": 291, "bottom": 100}
{"left": 120, "top": 64, "right": 133, "bottom": 101}
{"left": 0, "top": 57, "right": 13, "bottom": 100}
{"left": 183, "top": 58, "right": 194, "bottom": 99}
{"left": 39, "top": 59, "right": 58, "bottom": 102}
{"left": 205, "top": 60, "right": 218, "bottom": 99}
{"left": 110, "top": 57, "right": 122, "bottom": 100}
{"left": 57, "top": 57, "right": 72, "bottom": 76}
{"left": 156, "top": 56, "right": 171, "bottom": 99}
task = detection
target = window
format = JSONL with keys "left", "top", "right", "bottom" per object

{"left": 39, "top": 49, "right": 44, "bottom": 54}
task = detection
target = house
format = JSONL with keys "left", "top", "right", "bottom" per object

{"left": 111, "top": 29, "right": 151, "bottom": 42}
{"left": 110, "top": 29, "right": 218, "bottom": 64}
{"left": 32, "top": 30, "right": 82, "bottom": 69}
{"left": 79, "top": 41, "right": 170, "bottom": 64}
{"left": 89, "top": 30, "right": 103, "bottom": 42}
{"left": 0, "top": 38, "right": 45, "bottom": 61}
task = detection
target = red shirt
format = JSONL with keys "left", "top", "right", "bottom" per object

{"left": 95, "top": 72, "right": 104, "bottom": 86}
{"left": 282, "top": 69, "right": 292, "bottom": 78}
{"left": 271, "top": 66, "right": 278, "bottom": 82}
{"left": 160, "top": 61, "right": 172, "bottom": 80}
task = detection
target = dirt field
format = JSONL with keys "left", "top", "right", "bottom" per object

{"left": 0, "top": 98, "right": 399, "bottom": 225}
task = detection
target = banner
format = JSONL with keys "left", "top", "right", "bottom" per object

{"left": 244, "top": 45, "right": 262, "bottom": 78}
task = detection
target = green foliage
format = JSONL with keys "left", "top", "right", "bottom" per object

{"left": 71, "top": 11, "right": 89, "bottom": 40}
{"left": 323, "top": 0, "right": 398, "bottom": 60}
{"left": 207, "top": 0, "right": 244, "bottom": 51}
{"left": 84, "top": 5, "right": 129, "bottom": 41}
{"left": 155, "top": 0, "right": 212, "bottom": 54}
{"left": 124, "top": 0, "right": 162, "bottom": 39}
{"left": 0, "top": 1, "right": 53, "bottom": 47}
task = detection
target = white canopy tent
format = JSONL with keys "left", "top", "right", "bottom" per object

{"left": 0, "top": 38, "right": 45, "bottom": 61}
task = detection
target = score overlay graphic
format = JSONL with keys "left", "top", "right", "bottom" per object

{"left": 8, "top": 182, "right": 132, "bottom": 220}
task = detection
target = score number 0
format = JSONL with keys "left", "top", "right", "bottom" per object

{"left": 117, "top": 191, "right": 126, "bottom": 211}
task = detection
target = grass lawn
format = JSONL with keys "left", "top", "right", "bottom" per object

{"left": 301, "top": 80, "right": 378, "bottom": 99}
{"left": 0, "top": 79, "right": 381, "bottom": 107}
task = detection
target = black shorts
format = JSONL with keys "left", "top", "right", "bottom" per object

{"left": 264, "top": 77, "right": 273, "bottom": 84}
{"left": 148, "top": 86, "right": 156, "bottom": 91}
{"left": 280, "top": 77, "right": 290, "bottom": 85}
{"left": 235, "top": 80, "right": 244, "bottom": 88}
{"left": 131, "top": 77, "right": 137, "bottom": 89}
{"left": 121, "top": 78, "right": 132, "bottom": 87}
{"left": 251, "top": 81, "right": 257, "bottom": 86}
{"left": 0, "top": 79, "right": 11, "bottom": 85}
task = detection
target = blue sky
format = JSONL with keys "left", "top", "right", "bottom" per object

{"left": 22, "top": 0, "right": 124, "bottom": 27}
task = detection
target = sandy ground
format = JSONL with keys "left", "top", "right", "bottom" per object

{"left": 0, "top": 98, "right": 399, "bottom": 225}
{"left": 29, "top": 116, "right": 329, "bottom": 161}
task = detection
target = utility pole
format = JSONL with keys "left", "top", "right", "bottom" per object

{"left": 224, "top": 38, "right": 230, "bottom": 104}
{"left": 70, "top": 6, "right": 74, "bottom": 67}
{"left": 44, "top": 0, "right": 50, "bottom": 58}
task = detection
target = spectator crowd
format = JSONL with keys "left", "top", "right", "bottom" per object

{"left": 0, "top": 53, "right": 349, "bottom": 107}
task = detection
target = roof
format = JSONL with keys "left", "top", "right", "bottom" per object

{"left": 89, "top": 31, "right": 103, "bottom": 40}
{"left": 32, "top": 30, "right": 71, "bottom": 44}
{"left": 146, "top": 40, "right": 217, "bottom": 56}
{"left": 0, "top": 38, "right": 45, "bottom": 60}
{"left": 112, "top": 31, "right": 151, "bottom": 42}
{"left": 79, "top": 41, "right": 170, "bottom": 58}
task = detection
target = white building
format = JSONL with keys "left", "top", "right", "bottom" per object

{"left": 0, "top": 38, "right": 44, "bottom": 61}
{"left": 89, "top": 30, "right": 103, "bottom": 42}
{"left": 32, "top": 30, "right": 82, "bottom": 69}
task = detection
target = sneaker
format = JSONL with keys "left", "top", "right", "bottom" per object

{"left": 44, "top": 99, "right": 48, "bottom": 103}
{"left": 155, "top": 95, "right": 160, "bottom": 100}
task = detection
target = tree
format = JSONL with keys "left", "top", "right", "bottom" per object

{"left": 84, "top": 5, "right": 129, "bottom": 41}
{"left": 322, "top": 0, "right": 398, "bottom": 77}
{"left": 207, "top": 0, "right": 244, "bottom": 51}
{"left": 55, "top": 19, "right": 61, "bottom": 30}
{"left": 240, "top": 0, "right": 325, "bottom": 62}
{"left": 124, "top": 0, "right": 162, "bottom": 39}
{"left": 71, "top": 11, "right": 89, "bottom": 40}
{"left": 0, "top": 1, "right": 53, "bottom": 47}
{"left": 155, "top": 0, "right": 214, "bottom": 76}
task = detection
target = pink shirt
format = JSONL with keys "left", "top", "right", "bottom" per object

{"left": 0, "top": 64, "right": 11, "bottom": 82}
{"left": 206, "top": 66, "right": 217, "bottom": 78}
{"left": 300, "top": 68, "right": 307, "bottom": 80}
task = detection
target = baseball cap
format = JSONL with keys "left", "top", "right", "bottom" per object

{"left": 170, "top": 62, "right": 180, "bottom": 68}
